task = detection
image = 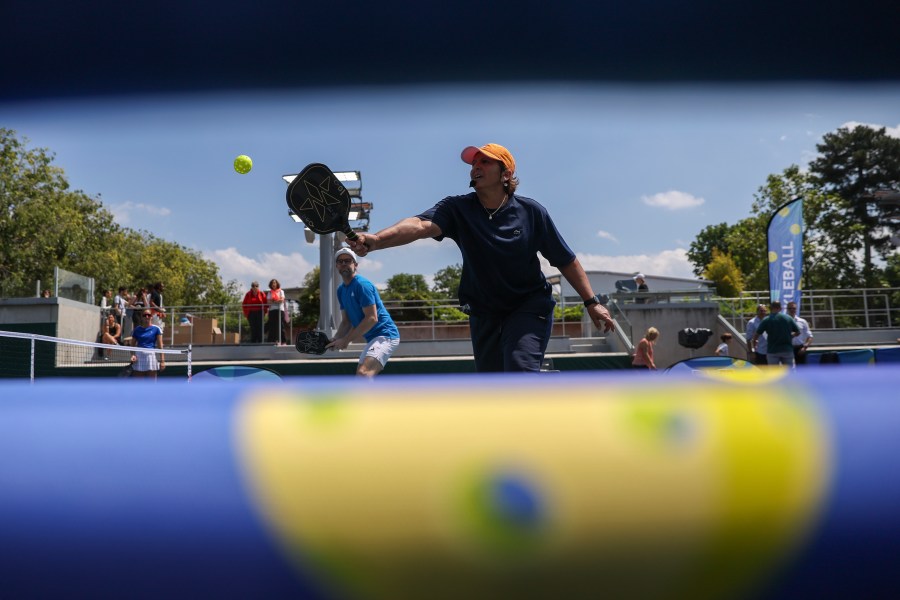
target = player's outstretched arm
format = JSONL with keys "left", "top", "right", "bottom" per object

{"left": 348, "top": 218, "right": 441, "bottom": 257}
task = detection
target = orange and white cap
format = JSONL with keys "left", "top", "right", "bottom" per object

{"left": 460, "top": 143, "right": 516, "bottom": 173}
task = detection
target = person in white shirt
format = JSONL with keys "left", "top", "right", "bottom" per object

{"left": 266, "top": 278, "right": 287, "bottom": 345}
{"left": 114, "top": 287, "right": 128, "bottom": 319}
{"left": 746, "top": 304, "right": 768, "bottom": 365}
{"left": 99, "top": 289, "right": 112, "bottom": 316}
{"left": 716, "top": 332, "right": 732, "bottom": 357}
{"left": 787, "top": 301, "right": 813, "bottom": 365}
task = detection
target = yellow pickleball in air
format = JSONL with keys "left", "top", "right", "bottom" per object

{"left": 234, "top": 154, "right": 253, "bottom": 174}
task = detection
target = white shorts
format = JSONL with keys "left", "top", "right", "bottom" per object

{"left": 360, "top": 336, "right": 400, "bottom": 367}
{"left": 134, "top": 351, "right": 160, "bottom": 372}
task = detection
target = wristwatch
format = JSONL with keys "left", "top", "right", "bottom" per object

{"left": 583, "top": 295, "right": 601, "bottom": 307}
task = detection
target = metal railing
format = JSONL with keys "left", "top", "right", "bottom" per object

{"left": 109, "top": 301, "right": 300, "bottom": 347}
{"left": 96, "top": 287, "right": 899, "bottom": 347}
{"left": 719, "top": 288, "right": 900, "bottom": 332}
{"left": 380, "top": 297, "right": 594, "bottom": 342}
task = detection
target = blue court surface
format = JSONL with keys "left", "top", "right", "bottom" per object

{"left": 1, "top": 367, "right": 899, "bottom": 599}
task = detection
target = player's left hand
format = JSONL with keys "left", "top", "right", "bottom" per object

{"left": 326, "top": 336, "right": 350, "bottom": 351}
{"left": 588, "top": 304, "right": 615, "bottom": 333}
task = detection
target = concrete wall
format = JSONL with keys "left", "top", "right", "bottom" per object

{"left": 0, "top": 297, "right": 102, "bottom": 343}
{"left": 553, "top": 270, "right": 713, "bottom": 300}
{"left": 618, "top": 302, "right": 721, "bottom": 369}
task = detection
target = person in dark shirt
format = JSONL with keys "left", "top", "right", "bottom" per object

{"left": 752, "top": 300, "right": 800, "bottom": 367}
{"left": 347, "top": 142, "right": 614, "bottom": 372}
{"left": 634, "top": 273, "right": 649, "bottom": 304}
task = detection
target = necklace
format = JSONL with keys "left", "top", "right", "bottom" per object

{"left": 482, "top": 195, "right": 508, "bottom": 220}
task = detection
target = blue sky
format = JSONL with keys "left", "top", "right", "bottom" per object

{"left": 2, "top": 83, "right": 898, "bottom": 293}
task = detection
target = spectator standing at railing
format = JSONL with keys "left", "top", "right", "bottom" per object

{"left": 114, "top": 287, "right": 132, "bottom": 338}
{"left": 242, "top": 281, "right": 268, "bottom": 344}
{"left": 99, "top": 289, "right": 113, "bottom": 317}
{"left": 266, "top": 279, "right": 288, "bottom": 345}
{"left": 113, "top": 287, "right": 128, "bottom": 320}
{"left": 634, "top": 273, "right": 649, "bottom": 304}
{"left": 746, "top": 304, "right": 769, "bottom": 365}
{"left": 149, "top": 282, "right": 167, "bottom": 328}
{"left": 132, "top": 287, "right": 150, "bottom": 329}
{"left": 787, "top": 301, "right": 814, "bottom": 365}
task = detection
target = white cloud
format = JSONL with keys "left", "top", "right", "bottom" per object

{"left": 840, "top": 121, "right": 900, "bottom": 138}
{"left": 204, "top": 246, "right": 385, "bottom": 292}
{"left": 204, "top": 247, "right": 315, "bottom": 290}
{"left": 596, "top": 229, "right": 619, "bottom": 243}
{"left": 541, "top": 248, "right": 697, "bottom": 280}
{"left": 108, "top": 201, "right": 171, "bottom": 225}
{"left": 640, "top": 190, "right": 705, "bottom": 210}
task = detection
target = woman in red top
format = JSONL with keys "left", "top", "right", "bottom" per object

{"left": 632, "top": 327, "right": 659, "bottom": 370}
{"left": 241, "top": 281, "right": 268, "bottom": 343}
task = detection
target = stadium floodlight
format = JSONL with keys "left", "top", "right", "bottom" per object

{"left": 333, "top": 171, "right": 360, "bottom": 182}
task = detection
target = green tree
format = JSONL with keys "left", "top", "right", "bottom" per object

{"left": 295, "top": 266, "right": 321, "bottom": 328}
{"left": 432, "top": 263, "right": 462, "bottom": 298}
{"left": 1, "top": 128, "right": 122, "bottom": 296}
{"left": 751, "top": 165, "right": 860, "bottom": 289}
{"left": 0, "top": 128, "right": 236, "bottom": 306}
{"left": 885, "top": 252, "right": 900, "bottom": 288}
{"left": 688, "top": 164, "right": 866, "bottom": 293}
{"left": 382, "top": 273, "right": 432, "bottom": 321}
{"left": 687, "top": 222, "right": 733, "bottom": 277}
{"left": 809, "top": 125, "right": 900, "bottom": 286}
{"left": 703, "top": 248, "right": 744, "bottom": 297}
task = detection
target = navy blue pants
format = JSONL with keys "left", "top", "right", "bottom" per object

{"left": 467, "top": 294, "right": 555, "bottom": 372}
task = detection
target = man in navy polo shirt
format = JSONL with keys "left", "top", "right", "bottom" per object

{"left": 347, "top": 142, "right": 614, "bottom": 372}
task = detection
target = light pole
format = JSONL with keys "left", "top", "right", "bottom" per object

{"left": 283, "top": 170, "right": 370, "bottom": 337}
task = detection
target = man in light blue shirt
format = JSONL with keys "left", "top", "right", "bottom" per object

{"left": 327, "top": 248, "right": 400, "bottom": 377}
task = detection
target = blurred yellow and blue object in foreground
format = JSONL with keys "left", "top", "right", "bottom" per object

{"left": 1, "top": 367, "right": 899, "bottom": 599}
